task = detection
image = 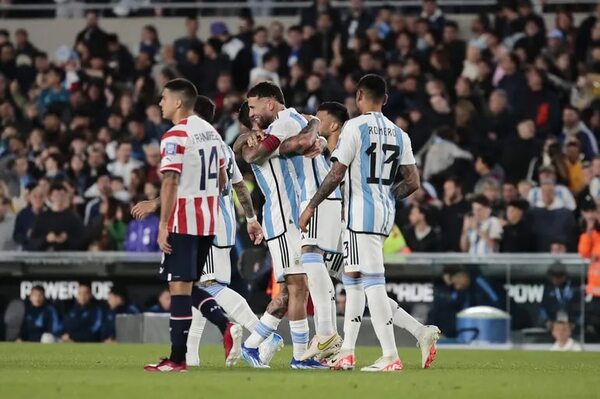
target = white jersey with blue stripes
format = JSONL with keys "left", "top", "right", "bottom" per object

{"left": 251, "top": 108, "right": 303, "bottom": 240}
{"left": 214, "top": 143, "right": 243, "bottom": 247}
{"left": 281, "top": 108, "right": 342, "bottom": 203}
{"left": 331, "top": 112, "right": 416, "bottom": 236}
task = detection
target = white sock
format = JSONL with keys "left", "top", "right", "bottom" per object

{"left": 302, "top": 253, "right": 335, "bottom": 336}
{"left": 214, "top": 285, "right": 260, "bottom": 332}
{"left": 340, "top": 275, "right": 365, "bottom": 353}
{"left": 289, "top": 319, "right": 309, "bottom": 360}
{"left": 329, "top": 278, "right": 338, "bottom": 334}
{"left": 388, "top": 298, "right": 424, "bottom": 338}
{"left": 364, "top": 277, "right": 398, "bottom": 359}
{"left": 244, "top": 312, "right": 281, "bottom": 349}
{"left": 186, "top": 307, "right": 207, "bottom": 364}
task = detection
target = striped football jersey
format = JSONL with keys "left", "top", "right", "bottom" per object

{"left": 159, "top": 115, "right": 225, "bottom": 236}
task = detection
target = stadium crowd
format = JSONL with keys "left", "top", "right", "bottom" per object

{"left": 0, "top": 0, "right": 599, "bottom": 347}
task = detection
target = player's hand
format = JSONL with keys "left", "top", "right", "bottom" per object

{"left": 247, "top": 220, "right": 264, "bottom": 245}
{"left": 46, "top": 232, "right": 57, "bottom": 243}
{"left": 56, "top": 232, "right": 68, "bottom": 243}
{"left": 303, "top": 137, "right": 326, "bottom": 159}
{"left": 247, "top": 130, "right": 266, "bottom": 148}
{"left": 131, "top": 200, "right": 158, "bottom": 220}
{"left": 299, "top": 206, "right": 315, "bottom": 233}
{"left": 157, "top": 224, "right": 172, "bottom": 254}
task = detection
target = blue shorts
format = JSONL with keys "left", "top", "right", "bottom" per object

{"left": 159, "top": 233, "right": 214, "bottom": 282}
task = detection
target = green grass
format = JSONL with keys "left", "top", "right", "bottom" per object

{"left": 0, "top": 343, "right": 598, "bottom": 399}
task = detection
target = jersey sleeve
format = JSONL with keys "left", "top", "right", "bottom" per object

{"left": 268, "top": 118, "right": 300, "bottom": 143}
{"left": 331, "top": 121, "right": 359, "bottom": 166}
{"left": 400, "top": 132, "right": 416, "bottom": 165}
{"left": 159, "top": 131, "right": 187, "bottom": 174}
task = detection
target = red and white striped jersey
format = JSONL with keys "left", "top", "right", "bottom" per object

{"left": 160, "top": 115, "right": 225, "bottom": 236}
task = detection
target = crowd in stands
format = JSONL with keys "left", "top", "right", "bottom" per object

{"left": 0, "top": 1, "right": 599, "bottom": 255}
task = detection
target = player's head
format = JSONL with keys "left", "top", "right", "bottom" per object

{"left": 356, "top": 74, "right": 388, "bottom": 111}
{"left": 246, "top": 81, "right": 285, "bottom": 129}
{"left": 194, "top": 95, "right": 216, "bottom": 123}
{"left": 316, "top": 102, "right": 349, "bottom": 138}
{"left": 238, "top": 101, "right": 254, "bottom": 130}
{"left": 159, "top": 78, "right": 198, "bottom": 121}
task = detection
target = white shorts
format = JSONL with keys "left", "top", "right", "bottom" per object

{"left": 267, "top": 227, "right": 303, "bottom": 283}
{"left": 300, "top": 199, "right": 344, "bottom": 253}
{"left": 344, "top": 230, "right": 386, "bottom": 275}
{"left": 200, "top": 246, "right": 232, "bottom": 285}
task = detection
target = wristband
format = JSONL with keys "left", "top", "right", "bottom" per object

{"left": 246, "top": 215, "right": 257, "bottom": 224}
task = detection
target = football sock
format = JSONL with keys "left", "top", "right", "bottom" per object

{"left": 340, "top": 275, "right": 365, "bottom": 352}
{"left": 388, "top": 298, "right": 424, "bottom": 338}
{"left": 289, "top": 318, "right": 310, "bottom": 360}
{"left": 192, "top": 285, "right": 228, "bottom": 335}
{"left": 329, "top": 277, "right": 338, "bottom": 334}
{"left": 186, "top": 307, "right": 207, "bottom": 365}
{"left": 302, "top": 253, "right": 335, "bottom": 336}
{"left": 169, "top": 294, "right": 193, "bottom": 364}
{"left": 208, "top": 284, "right": 260, "bottom": 332}
{"left": 245, "top": 312, "right": 281, "bottom": 349}
{"left": 364, "top": 276, "right": 398, "bottom": 359}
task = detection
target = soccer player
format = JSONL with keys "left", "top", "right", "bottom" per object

{"left": 233, "top": 82, "right": 327, "bottom": 369}
{"left": 135, "top": 95, "right": 271, "bottom": 367}
{"left": 299, "top": 74, "right": 440, "bottom": 372}
{"left": 144, "top": 78, "right": 235, "bottom": 372}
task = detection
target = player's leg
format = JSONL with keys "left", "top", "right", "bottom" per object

{"left": 324, "top": 251, "right": 345, "bottom": 335}
{"left": 145, "top": 233, "right": 196, "bottom": 372}
{"left": 201, "top": 246, "right": 260, "bottom": 333}
{"left": 186, "top": 307, "right": 207, "bottom": 366}
{"left": 388, "top": 298, "right": 440, "bottom": 368}
{"left": 357, "top": 232, "right": 401, "bottom": 372}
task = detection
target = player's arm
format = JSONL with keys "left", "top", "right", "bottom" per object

{"left": 158, "top": 171, "right": 179, "bottom": 254}
{"left": 391, "top": 164, "right": 420, "bottom": 200}
{"left": 278, "top": 118, "right": 320, "bottom": 156}
{"left": 241, "top": 134, "right": 280, "bottom": 164}
{"left": 131, "top": 197, "right": 160, "bottom": 220}
{"left": 233, "top": 180, "right": 263, "bottom": 245}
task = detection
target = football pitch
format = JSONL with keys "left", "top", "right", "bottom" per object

{"left": 1, "top": 343, "right": 598, "bottom": 399}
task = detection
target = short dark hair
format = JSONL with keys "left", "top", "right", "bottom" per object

{"left": 288, "top": 25, "right": 302, "bottom": 34}
{"left": 48, "top": 66, "right": 65, "bottom": 82}
{"left": 238, "top": 101, "right": 252, "bottom": 130}
{"left": 445, "top": 20, "right": 459, "bottom": 30}
{"left": 163, "top": 78, "right": 198, "bottom": 109}
{"left": 472, "top": 194, "right": 491, "bottom": 208}
{"left": 49, "top": 182, "right": 67, "bottom": 195}
{"left": 247, "top": 81, "right": 285, "bottom": 105}
{"left": 31, "top": 285, "right": 45, "bottom": 295}
{"left": 357, "top": 74, "right": 387, "bottom": 102}
{"left": 262, "top": 51, "right": 278, "bottom": 64}
{"left": 195, "top": 95, "right": 216, "bottom": 123}
{"left": 317, "top": 102, "right": 350, "bottom": 125}
{"left": 254, "top": 26, "right": 268, "bottom": 36}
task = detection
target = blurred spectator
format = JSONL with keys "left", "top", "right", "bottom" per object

{"left": 74, "top": 11, "right": 109, "bottom": 58}
{"left": 0, "top": 195, "right": 16, "bottom": 250}
{"left": 37, "top": 66, "right": 69, "bottom": 115}
{"left": 500, "top": 199, "right": 533, "bottom": 252}
{"left": 550, "top": 319, "right": 582, "bottom": 352}
{"left": 18, "top": 285, "right": 61, "bottom": 342}
{"left": 100, "top": 287, "right": 139, "bottom": 342}
{"left": 528, "top": 166, "right": 576, "bottom": 210}
{"left": 61, "top": 283, "right": 103, "bottom": 342}
{"left": 27, "top": 183, "right": 85, "bottom": 251}
{"left": 564, "top": 140, "right": 586, "bottom": 195}
{"left": 340, "top": 0, "right": 373, "bottom": 50}
{"left": 540, "top": 262, "right": 581, "bottom": 330}
{"left": 559, "top": 105, "right": 598, "bottom": 161}
{"left": 107, "top": 141, "right": 143, "bottom": 187}
{"left": 173, "top": 16, "right": 202, "bottom": 65}
{"left": 13, "top": 184, "right": 46, "bottom": 249}
{"left": 249, "top": 51, "right": 280, "bottom": 88}
{"left": 460, "top": 195, "right": 503, "bottom": 254}
{"left": 402, "top": 204, "right": 441, "bottom": 252}
{"left": 578, "top": 200, "right": 600, "bottom": 297}
{"left": 146, "top": 289, "right": 170, "bottom": 313}
{"left": 497, "top": 53, "right": 527, "bottom": 107}
{"left": 87, "top": 197, "right": 128, "bottom": 251}
{"left": 440, "top": 177, "right": 470, "bottom": 252}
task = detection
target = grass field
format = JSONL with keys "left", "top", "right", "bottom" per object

{"left": 1, "top": 343, "right": 598, "bottom": 399}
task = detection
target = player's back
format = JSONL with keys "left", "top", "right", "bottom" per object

{"left": 160, "top": 114, "right": 224, "bottom": 236}
{"left": 333, "top": 112, "right": 414, "bottom": 236}
{"left": 214, "top": 142, "right": 242, "bottom": 247}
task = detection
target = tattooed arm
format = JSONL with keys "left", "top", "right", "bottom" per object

{"left": 233, "top": 181, "right": 255, "bottom": 218}
{"left": 391, "top": 164, "right": 420, "bottom": 200}
{"left": 278, "top": 118, "right": 320, "bottom": 156}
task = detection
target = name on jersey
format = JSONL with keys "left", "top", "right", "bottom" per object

{"left": 191, "top": 130, "right": 220, "bottom": 144}
{"left": 367, "top": 126, "right": 395, "bottom": 137}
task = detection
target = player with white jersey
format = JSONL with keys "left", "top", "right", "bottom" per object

{"left": 233, "top": 82, "right": 328, "bottom": 369}
{"left": 299, "top": 75, "right": 440, "bottom": 372}
{"left": 144, "top": 78, "right": 240, "bottom": 372}
{"left": 134, "top": 96, "right": 282, "bottom": 367}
